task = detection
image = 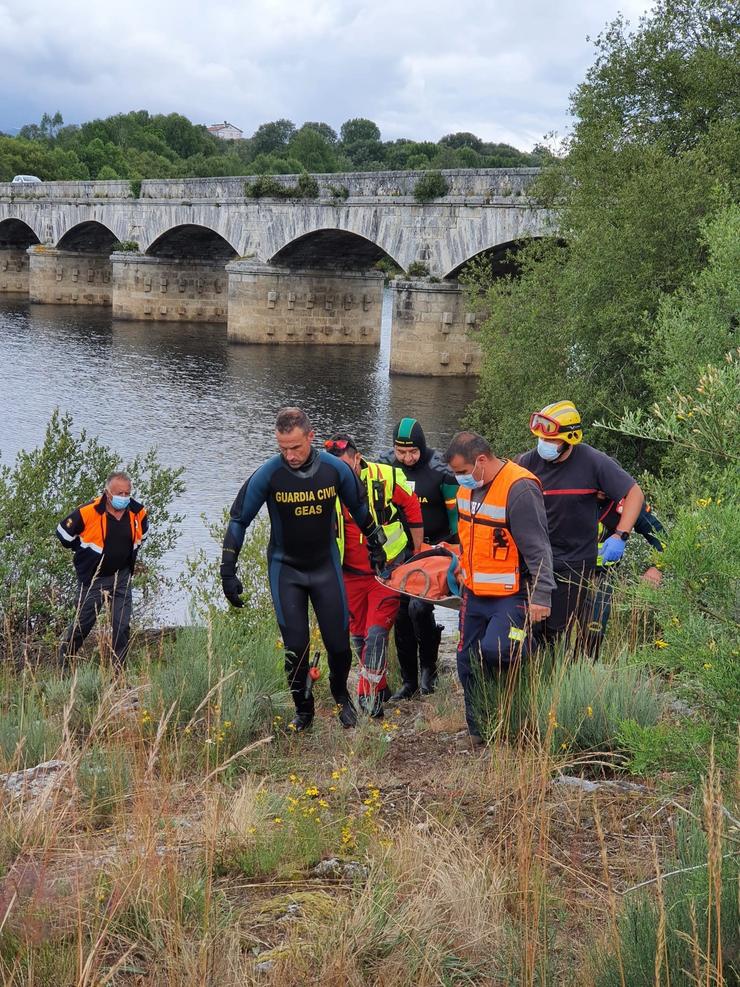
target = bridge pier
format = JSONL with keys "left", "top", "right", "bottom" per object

{"left": 28, "top": 246, "right": 113, "bottom": 306}
{"left": 226, "top": 262, "right": 384, "bottom": 345}
{"left": 389, "top": 279, "right": 482, "bottom": 376}
{"left": 0, "top": 249, "right": 30, "bottom": 294}
{"left": 111, "top": 254, "right": 228, "bottom": 322}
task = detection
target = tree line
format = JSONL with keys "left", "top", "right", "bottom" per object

{"left": 0, "top": 112, "right": 548, "bottom": 182}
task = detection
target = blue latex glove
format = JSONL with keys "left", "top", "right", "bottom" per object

{"left": 600, "top": 535, "right": 627, "bottom": 563}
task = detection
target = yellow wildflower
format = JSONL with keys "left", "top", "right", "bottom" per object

{"left": 703, "top": 662, "right": 713, "bottom": 670}
{"left": 331, "top": 770, "right": 341, "bottom": 780}
{"left": 654, "top": 639, "right": 669, "bottom": 649}
{"left": 586, "top": 706, "right": 593, "bottom": 718}
{"left": 273, "top": 817, "right": 283, "bottom": 825}
{"left": 305, "top": 785, "right": 320, "bottom": 797}
{"left": 318, "top": 799, "right": 329, "bottom": 808}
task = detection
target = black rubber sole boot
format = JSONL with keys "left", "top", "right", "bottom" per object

{"left": 358, "top": 694, "right": 384, "bottom": 718}
{"left": 420, "top": 667, "right": 438, "bottom": 695}
{"left": 336, "top": 696, "right": 358, "bottom": 729}
{"left": 389, "top": 683, "right": 419, "bottom": 702}
{"left": 289, "top": 711, "right": 314, "bottom": 732}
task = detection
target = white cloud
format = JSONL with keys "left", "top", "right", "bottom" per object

{"left": 0, "top": 0, "right": 654, "bottom": 148}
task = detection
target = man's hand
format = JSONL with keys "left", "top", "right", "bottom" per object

{"left": 528, "top": 603, "right": 551, "bottom": 623}
{"left": 600, "top": 535, "right": 627, "bottom": 563}
{"left": 368, "top": 541, "right": 387, "bottom": 572}
{"left": 220, "top": 568, "right": 244, "bottom": 608}
{"left": 641, "top": 565, "right": 663, "bottom": 588}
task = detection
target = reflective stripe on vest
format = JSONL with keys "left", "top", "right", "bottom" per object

{"left": 77, "top": 497, "right": 146, "bottom": 555}
{"left": 457, "top": 460, "right": 541, "bottom": 598}
{"left": 336, "top": 460, "right": 410, "bottom": 564}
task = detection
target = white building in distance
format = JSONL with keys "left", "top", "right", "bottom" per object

{"left": 207, "top": 122, "right": 244, "bottom": 141}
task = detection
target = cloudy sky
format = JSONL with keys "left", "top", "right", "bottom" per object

{"left": 0, "top": 0, "right": 651, "bottom": 149}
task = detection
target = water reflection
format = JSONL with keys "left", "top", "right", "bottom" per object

{"left": 0, "top": 292, "right": 476, "bottom": 620}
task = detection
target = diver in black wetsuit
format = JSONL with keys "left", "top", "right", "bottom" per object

{"left": 220, "top": 407, "right": 387, "bottom": 731}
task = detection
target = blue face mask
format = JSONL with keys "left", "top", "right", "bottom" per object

{"left": 537, "top": 439, "right": 562, "bottom": 462}
{"left": 457, "top": 461, "right": 484, "bottom": 489}
{"left": 110, "top": 494, "right": 131, "bottom": 510}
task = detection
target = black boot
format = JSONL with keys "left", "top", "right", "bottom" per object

{"left": 390, "top": 683, "right": 418, "bottom": 701}
{"left": 358, "top": 694, "right": 384, "bottom": 718}
{"left": 290, "top": 710, "right": 314, "bottom": 731}
{"left": 420, "top": 666, "right": 438, "bottom": 695}
{"left": 419, "top": 623, "right": 443, "bottom": 694}
{"left": 336, "top": 695, "right": 358, "bottom": 729}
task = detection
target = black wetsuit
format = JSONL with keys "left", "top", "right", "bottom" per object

{"left": 379, "top": 447, "right": 459, "bottom": 690}
{"left": 222, "top": 449, "right": 373, "bottom": 715}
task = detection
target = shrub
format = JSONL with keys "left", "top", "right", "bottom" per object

{"left": 413, "top": 170, "right": 449, "bottom": 202}
{"left": 244, "top": 175, "right": 285, "bottom": 198}
{"left": 0, "top": 689, "right": 62, "bottom": 770}
{"left": 293, "top": 172, "right": 319, "bottom": 198}
{"left": 115, "top": 239, "right": 140, "bottom": 252}
{"left": 406, "top": 261, "right": 429, "bottom": 278}
{"left": 76, "top": 745, "right": 132, "bottom": 824}
{"left": 589, "top": 795, "right": 739, "bottom": 986}
{"left": 147, "top": 616, "right": 289, "bottom": 758}
{"left": 327, "top": 183, "right": 349, "bottom": 200}
{"left": 40, "top": 663, "right": 106, "bottom": 734}
{"left": 538, "top": 657, "right": 663, "bottom": 754}
{"left": 473, "top": 651, "right": 664, "bottom": 754}
{"left": 129, "top": 179, "right": 142, "bottom": 198}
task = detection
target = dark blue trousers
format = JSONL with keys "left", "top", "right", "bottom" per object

{"left": 457, "top": 588, "right": 529, "bottom": 737}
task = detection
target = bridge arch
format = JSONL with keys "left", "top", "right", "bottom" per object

{"left": 268, "top": 228, "right": 402, "bottom": 271}
{"left": 0, "top": 218, "right": 41, "bottom": 248}
{"left": 146, "top": 224, "right": 238, "bottom": 261}
{"left": 443, "top": 236, "right": 550, "bottom": 280}
{"left": 56, "top": 221, "right": 119, "bottom": 253}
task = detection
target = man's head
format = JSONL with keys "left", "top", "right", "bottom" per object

{"left": 104, "top": 471, "right": 132, "bottom": 510}
{"left": 529, "top": 400, "right": 582, "bottom": 462}
{"left": 444, "top": 431, "right": 495, "bottom": 487}
{"left": 275, "top": 407, "right": 314, "bottom": 468}
{"left": 393, "top": 417, "right": 427, "bottom": 468}
{"left": 325, "top": 432, "right": 362, "bottom": 475}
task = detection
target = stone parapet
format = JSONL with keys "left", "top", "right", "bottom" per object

{"left": 226, "top": 262, "right": 384, "bottom": 345}
{"left": 0, "top": 248, "right": 30, "bottom": 293}
{"left": 0, "top": 169, "right": 539, "bottom": 203}
{"left": 111, "top": 253, "right": 228, "bottom": 322}
{"left": 389, "top": 279, "right": 482, "bottom": 377}
{"left": 28, "top": 246, "right": 112, "bottom": 306}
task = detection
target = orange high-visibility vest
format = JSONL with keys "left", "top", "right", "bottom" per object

{"left": 76, "top": 497, "right": 147, "bottom": 555}
{"left": 457, "top": 460, "right": 540, "bottom": 597}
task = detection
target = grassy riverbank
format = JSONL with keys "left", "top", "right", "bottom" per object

{"left": 0, "top": 588, "right": 736, "bottom": 986}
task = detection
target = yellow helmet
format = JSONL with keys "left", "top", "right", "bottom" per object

{"left": 529, "top": 400, "right": 583, "bottom": 445}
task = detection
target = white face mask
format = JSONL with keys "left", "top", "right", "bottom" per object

{"left": 537, "top": 439, "right": 562, "bottom": 461}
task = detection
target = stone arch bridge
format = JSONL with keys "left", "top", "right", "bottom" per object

{"left": 0, "top": 169, "right": 552, "bottom": 375}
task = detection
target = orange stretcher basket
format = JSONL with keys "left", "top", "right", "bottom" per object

{"left": 378, "top": 542, "right": 462, "bottom": 610}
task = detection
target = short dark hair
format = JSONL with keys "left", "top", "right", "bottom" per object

{"left": 444, "top": 431, "right": 492, "bottom": 464}
{"left": 275, "top": 407, "right": 311, "bottom": 434}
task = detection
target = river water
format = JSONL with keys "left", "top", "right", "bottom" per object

{"left": 0, "top": 291, "right": 476, "bottom": 621}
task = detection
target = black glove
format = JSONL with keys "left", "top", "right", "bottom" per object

{"left": 365, "top": 525, "right": 388, "bottom": 572}
{"left": 220, "top": 564, "right": 244, "bottom": 608}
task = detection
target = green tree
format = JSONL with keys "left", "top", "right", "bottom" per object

{"left": 288, "top": 126, "right": 338, "bottom": 172}
{"left": 466, "top": 0, "right": 740, "bottom": 464}
{"left": 339, "top": 117, "right": 381, "bottom": 144}
{"left": 302, "top": 121, "right": 338, "bottom": 144}
{"left": 439, "top": 131, "right": 483, "bottom": 152}
{"left": 250, "top": 119, "right": 296, "bottom": 156}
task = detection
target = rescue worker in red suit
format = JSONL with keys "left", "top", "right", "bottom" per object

{"left": 326, "top": 433, "right": 424, "bottom": 718}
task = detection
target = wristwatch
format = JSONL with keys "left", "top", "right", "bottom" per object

{"left": 613, "top": 530, "right": 631, "bottom": 541}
